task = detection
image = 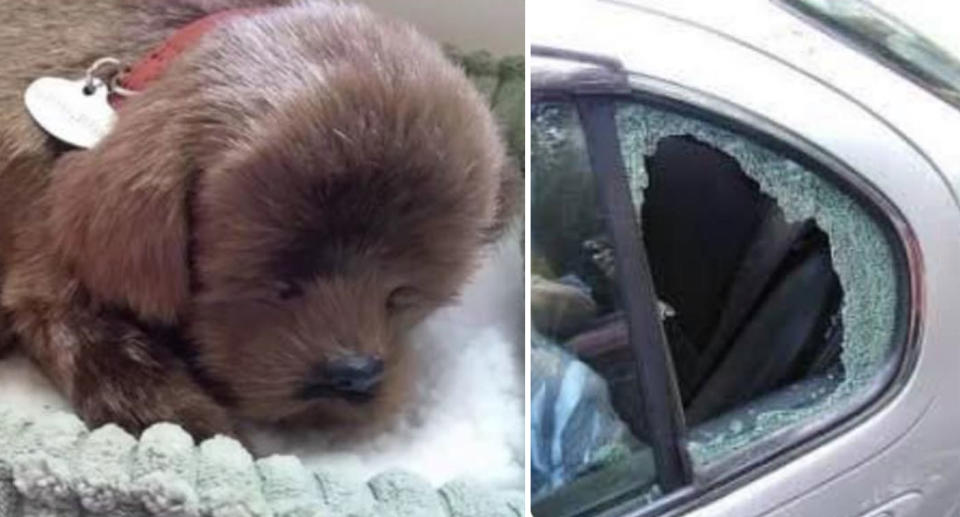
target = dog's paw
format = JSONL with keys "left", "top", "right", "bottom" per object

{"left": 75, "top": 361, "right": 235, "bottom": 441}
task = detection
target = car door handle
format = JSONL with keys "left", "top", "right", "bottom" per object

{"left": 857, "top": 492, "right": 922, "bottom": 517}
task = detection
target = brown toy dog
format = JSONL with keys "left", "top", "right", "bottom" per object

{"left": 0, "top": 0, "right": 517, "bottom": 438}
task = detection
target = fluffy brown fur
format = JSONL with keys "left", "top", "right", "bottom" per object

{"left": 0, "top": 0, "right": 517, "bottom": 438}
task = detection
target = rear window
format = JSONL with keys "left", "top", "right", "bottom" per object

{"left": 782, "top": 0, "right": 960, "bottom": 111}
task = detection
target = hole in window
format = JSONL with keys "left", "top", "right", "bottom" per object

{"left": 642, "top": 134, "right": 845, "bottom": 427}
{"left": 616, "top": 103, "right": 900, "bottom": 466}
{"left": 530, "top": 98, "right": 904, "bottom": 515}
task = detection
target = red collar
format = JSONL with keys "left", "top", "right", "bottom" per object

{"left": 110, "top": 9, "right": 258, "bottom": 107}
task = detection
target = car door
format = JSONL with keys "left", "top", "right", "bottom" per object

{"left": 530, "top": 1, "right": 960, "bottom": 516}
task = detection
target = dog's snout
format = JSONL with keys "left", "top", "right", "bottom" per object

{"left": 301, "top": 355, "right": 384, "bottom": 401}
{"left": 326, "top": 355, "right": 384, "bottom": 392}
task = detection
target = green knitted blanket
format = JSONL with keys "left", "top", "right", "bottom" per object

{"left": 0, "top": 408, "right": 524, "bottom": 516}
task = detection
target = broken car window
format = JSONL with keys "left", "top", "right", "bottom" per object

{"left": 530, "top": 97, "right": 905, "bottom": 517}
{"left": 616, "top": 102, "right": 901, "bottom": 465}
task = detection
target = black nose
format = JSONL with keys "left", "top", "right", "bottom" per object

{"left": 301, "top": 355, "right": 384, "bottom": 401}
{"left": 326, "top": 355, "right": 384, "bottom": 393}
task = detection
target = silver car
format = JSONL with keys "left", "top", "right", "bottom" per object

{"left": 529, "top": 1, "right": 960, "bottom": 516}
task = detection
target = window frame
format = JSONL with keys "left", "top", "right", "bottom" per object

{"left": 531, "top": 47, "right": 922, "bottom": 517}
{"left": 574, "top": 96, "right": 693, "bottom": 489}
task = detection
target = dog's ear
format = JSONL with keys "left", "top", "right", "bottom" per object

{"left": 484, "top": 161, "right": 522, "bottom": 242}
{"left": 47, "top": 108, "right": 193, "bottom": 324}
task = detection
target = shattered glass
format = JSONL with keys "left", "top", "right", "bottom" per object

{"left": 530, "top": 98, "right": 903, "bottom": 511}
{"left": 616, "top": 103, "right": 900, "bottom": 465}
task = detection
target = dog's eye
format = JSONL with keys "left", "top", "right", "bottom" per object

{"left": 387, "top": 286, "right": 420, "bottom": 312}
{"left": 276, "top": 281, "right": 303, "bottom": 300}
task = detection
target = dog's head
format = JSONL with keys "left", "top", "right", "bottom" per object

{"left": 47, "top": 6, "right": 517, "bottom": 426}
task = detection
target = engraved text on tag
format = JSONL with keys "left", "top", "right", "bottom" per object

{"left": 24, "top": 77, "right": 117, "bottom": 149}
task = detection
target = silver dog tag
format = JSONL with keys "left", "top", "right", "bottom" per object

{"left": 24, "top": 77, "right": 116, "bottom": 149}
